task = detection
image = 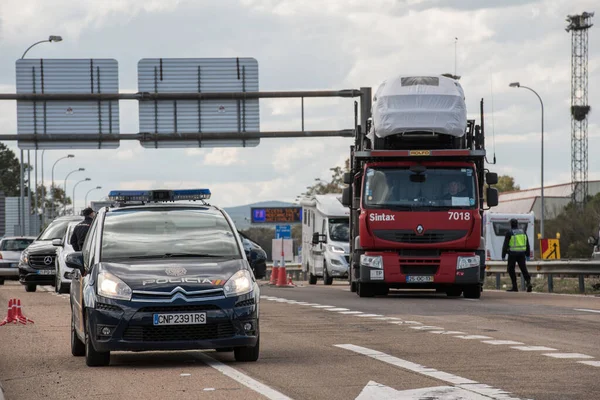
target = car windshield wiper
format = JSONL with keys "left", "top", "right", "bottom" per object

{"left": 126, "top": 253, "right": 231, "bottom": 259}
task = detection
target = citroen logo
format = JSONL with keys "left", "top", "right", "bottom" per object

{"left": 44, "top": 256, "right": 53, "bottom": 265}
{"left": 416, "top": 225, "right": 424, "bottom": 235}
{"left": 165, "top": 266, "right": 187, "bottom": 277}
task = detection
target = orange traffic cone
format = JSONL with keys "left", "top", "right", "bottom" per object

{"left": 276, "top": 264, "right": 288, "bottom": 287}
{"left": 270, "top": 265, "right": 279, "bottom": 285}
{"left": 0, "top": 299, "right": 14, "bottom": 326}
{"left": 15, "top": 299, "right": 33, "bottom": 324}
{"left": 287, "top": 274, "right": 295, "bottom": 287}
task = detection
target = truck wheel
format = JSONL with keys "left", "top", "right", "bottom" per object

{"left": 323, "top": 264, "right": 333, "bottom": 286}
{"left": 463, "top": 285, "right": 481, "bottom": 299}
{"left": 357, "top": 283, "right": 375, "bottom": 298}
{"left": 308, "top": 273, "right": 317, "bottom": 285}
{"left": 376, "top": 285, "right": 389, "bottom": 296}
{"left": 446, "top": 287, "right": 462, "bottom": 297}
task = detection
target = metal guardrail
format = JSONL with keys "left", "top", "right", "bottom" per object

{"left": 263, "top": 261, "right": 600, "bottom": 294}
{"left": 485, "top": 260, "right": 600, "bottom": 294}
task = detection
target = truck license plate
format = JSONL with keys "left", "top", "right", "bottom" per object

{"left": 370, "top": 270, "right": 384, "bottom": 280}
{"left": 406, "top": 275, "right": 433, "bottom": 283}
{"left": 37, "top": 269, "right": 55, "bottom": 275}
{"left": 153, "top": 312, "right": 206, "bottom": 326}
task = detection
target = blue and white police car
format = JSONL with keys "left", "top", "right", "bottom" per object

{"left": 66, "top": 189, "right": 260, "bottom": 366}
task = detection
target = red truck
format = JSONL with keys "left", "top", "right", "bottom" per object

{"left": 340, "top": 76, "right": 499, "bottom": 299}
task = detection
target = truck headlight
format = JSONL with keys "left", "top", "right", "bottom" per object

{"left": 97, "top": 271, "right": 132, "bottom": 301}
{"left": 19, "top": 251, "right": 29, "bottom": 265}
{"left": 456, "top": 256, "right": 480, "bottom": 270}
{"left": 360, "top": 255, "right": 383, "bottom": 269}
{"left": 328, "top": 245, "right": 345, "bottom": 254}
{"left": 224, "top": 270, "right": 253, "bottom": 297}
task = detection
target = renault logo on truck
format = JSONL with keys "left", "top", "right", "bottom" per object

{"left": 416, "top": 225, "right": 424, "bottom": 235}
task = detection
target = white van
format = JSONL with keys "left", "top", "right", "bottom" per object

{"left": 483, "top": 211, "right": 535, "bottom": 260}
{"left": 300, "top": 194, "right": 350, "bottom": 285}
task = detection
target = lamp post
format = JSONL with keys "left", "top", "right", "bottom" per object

{"left": 509, "top": 82, "right": 545, "bottom": 238}
{"left": 73, "top": 178, "right": 91, "bottom": 215}
{"left": 21, "top": 35, "right": 63, "bottom": 59}
{"left": 63, "top": 168, "right": 84, "bottom": 216}
{"left": 84, "top": 186, "right": 102, "bottom": 209}
{"left": 51, "top": 154, "right": 74, "bottom": 219}
{"left": 21, "top": 35, "right": 63, "bottom": 226}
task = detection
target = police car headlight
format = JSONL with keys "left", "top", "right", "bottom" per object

{"left": 223, "top": 270, "right": 253, "bottom": 298}
{"left": 457, "top": 256, "right": 480, "bottom": 270}
{"left": 360, "top": 255, "right": 383, "bottom": 269}
{"left": 97, "top": 271, "right": 132, "bottom": 301}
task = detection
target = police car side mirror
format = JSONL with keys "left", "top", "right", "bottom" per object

{"left": 52, "top": 238, "right": 63, "bottom": 247}
{"left": 65, "top": 252, "right": 84, "bottom": 273}
{"left": 486, "top": 187, "right": 499, "bottom": 207}
{"left": 341, "top": 187, "right": 351, "bottom": 207}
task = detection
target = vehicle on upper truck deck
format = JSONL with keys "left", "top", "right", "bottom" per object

{"left": 340, "top": 75, "right": 499, "bottom": 299}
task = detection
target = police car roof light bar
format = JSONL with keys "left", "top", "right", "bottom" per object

{"left": 108, "top": 189, "right": 211, "bottom": 203}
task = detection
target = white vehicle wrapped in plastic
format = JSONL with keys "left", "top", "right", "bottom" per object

{"left": 369, "top": 75, "right": 467, "bottom": 141}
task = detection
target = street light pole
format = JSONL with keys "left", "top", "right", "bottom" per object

{"left": 21, "top": 35, "right": 63, "bottom": 226}
{"left": 73, "top": 178, "right": 91, "bottom": 215}
{"left": 51, "top": 154, "right": 74, "bottom": 219}
{"left": 63, "top": 168, "right": 84, "bottom": 216}
{"left": 84, "top": 186, "right": 102, "bottom": 207}
{"left": 510, "top": 82, "right": 545, "bottom": 238}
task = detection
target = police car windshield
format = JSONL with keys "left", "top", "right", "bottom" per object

{"left": 363, "top": 167, "right": 477, "bottom": 210}
{"left": 100, "top": 208, "right": 242, "bottom": 261}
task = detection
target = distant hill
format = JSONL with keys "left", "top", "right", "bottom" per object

{"left": 224, "top": 200, "right": 296, "bottom": 230}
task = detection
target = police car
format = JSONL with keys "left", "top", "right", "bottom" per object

{"left": 66, "top": 189, "right": 260, "bottom": 366}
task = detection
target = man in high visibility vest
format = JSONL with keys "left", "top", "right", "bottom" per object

{"left": 501, "top": 218, "right": 532, "bottom": 292}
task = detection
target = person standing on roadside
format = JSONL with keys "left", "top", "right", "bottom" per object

{"left": 502, "top": 218, "right": 533, "bottom": 292}
{"left": 70, "top": 208, "right": 96, "bottom": 252}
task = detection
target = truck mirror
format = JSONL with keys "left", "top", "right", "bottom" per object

{"left": 312, "top": 232, "right": 320, "bottom": 245}
{"left": 341, "top": 187, "right": 352, "bottom": 207}
{"left": 343, "top": 172, "right": 353, "bottom": 185}
{"left": 486, "top": 187, "right": 499, "bottom": 207}
{"left": 486, "top": 172, "right": 498, "bottom": 185}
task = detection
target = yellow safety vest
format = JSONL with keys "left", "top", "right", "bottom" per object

{"left": 509, "top": 229, "right": 527, "bottom": 253}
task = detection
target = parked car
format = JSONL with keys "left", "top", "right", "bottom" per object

{"left": 53, "top": 221, "right": 81, "bottom": 293}
{"left": 18, "top": 216, "right": 83, "bottom": 292}
{"left": 0, "top": 236, "right": 36, "bottom": 285}
{"left": 238, "top": 231, "right": 267, "bottom": 279}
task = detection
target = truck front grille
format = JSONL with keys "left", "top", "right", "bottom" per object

{"left": 374, "top": 230, "right": 467, "bottom": 244}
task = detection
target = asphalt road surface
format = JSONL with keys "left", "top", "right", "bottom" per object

{"left": 1, "top": 280, "right": 599, "bottom": 400}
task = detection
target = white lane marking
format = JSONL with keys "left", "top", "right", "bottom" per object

{"left": 357, "top": 314, "right": 383, "bottom": 318}
{"left": 339, "top": 311, "right": 364, "bottom": 315}
{"left": 326, "top": 308, "right": 350, "bottom": 312}
{"left": 293, "top": 302, "right": 309, "bottom": 305}
{"left": 428, "top": 331, "right": 447, "bottom": 334}
{"left": 356, "top": 381, "right": 507, "bottom": 400}
{"left": 441, "top": 331, "right": 466, "bottom": 335}
{"left": 410, "top": 326, "right": 445, "bottom": 331}
{"left": 336, "top": 344, "right": 522, "bottom": 399}
{"left": 387, "top": 321, "right": 404, "bottom": 325}
{"left": 194, "top": 352, "right": 294, "bottom": 400}
{"left": 578, "top": 361, "right": 600, "bottom": 367}
{"left": 482, "top": 340, "right": 525, "bottom": 346}
{"left": 301, "top": 303, "right": 321, "bottom": 306}
{"left": 543, "top": 353, "right": 594, "bottom": 359}
{"left": 312, "top": 305, "right": 335, "bottom": 308}
{"left": 511, "top": 346, "right": 557, "bottom": 351}
{"left": 455, "top": 335, "right": 493, "bottom": 340}
{"left": 462, "top": 299, "right": 480, "bottom": 302}
{"left": 574, "top": 308, "right": 600, "bottom": 314}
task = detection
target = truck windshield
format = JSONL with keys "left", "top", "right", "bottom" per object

{"left": 328, "top": 218, "right": 349, "bottom": 242}
{"left": 363, "top": 167, "right": 477, "bottom": 209}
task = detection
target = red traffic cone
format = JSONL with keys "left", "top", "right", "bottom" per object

{"left": 276, "top": 265, "right": 288, "bottom": 287}
{"left": 287, "top": 274, "right": 295, "bottom": 287}
{"left": 15, "top": 299, "right": 33, "bottom": 324}
{"left": 270, "top": 266, "right": 279, "bottom": 285}
{"left": 0, "top": 299, "right": 14, "bottom": 326}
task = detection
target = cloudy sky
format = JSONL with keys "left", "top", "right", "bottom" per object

{"left": 0, "top": 0, "right": 598, "bottom": 211}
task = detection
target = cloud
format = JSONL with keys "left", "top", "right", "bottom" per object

{"left": 203, "top": 148, "right": 248, "bottom": 166}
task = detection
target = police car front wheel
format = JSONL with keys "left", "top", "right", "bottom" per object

{"left": 85, "top": 313, "right": 110, "bottom": 367}
{"left": 234, "top": 337, "right": 260, "bottom": 362}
